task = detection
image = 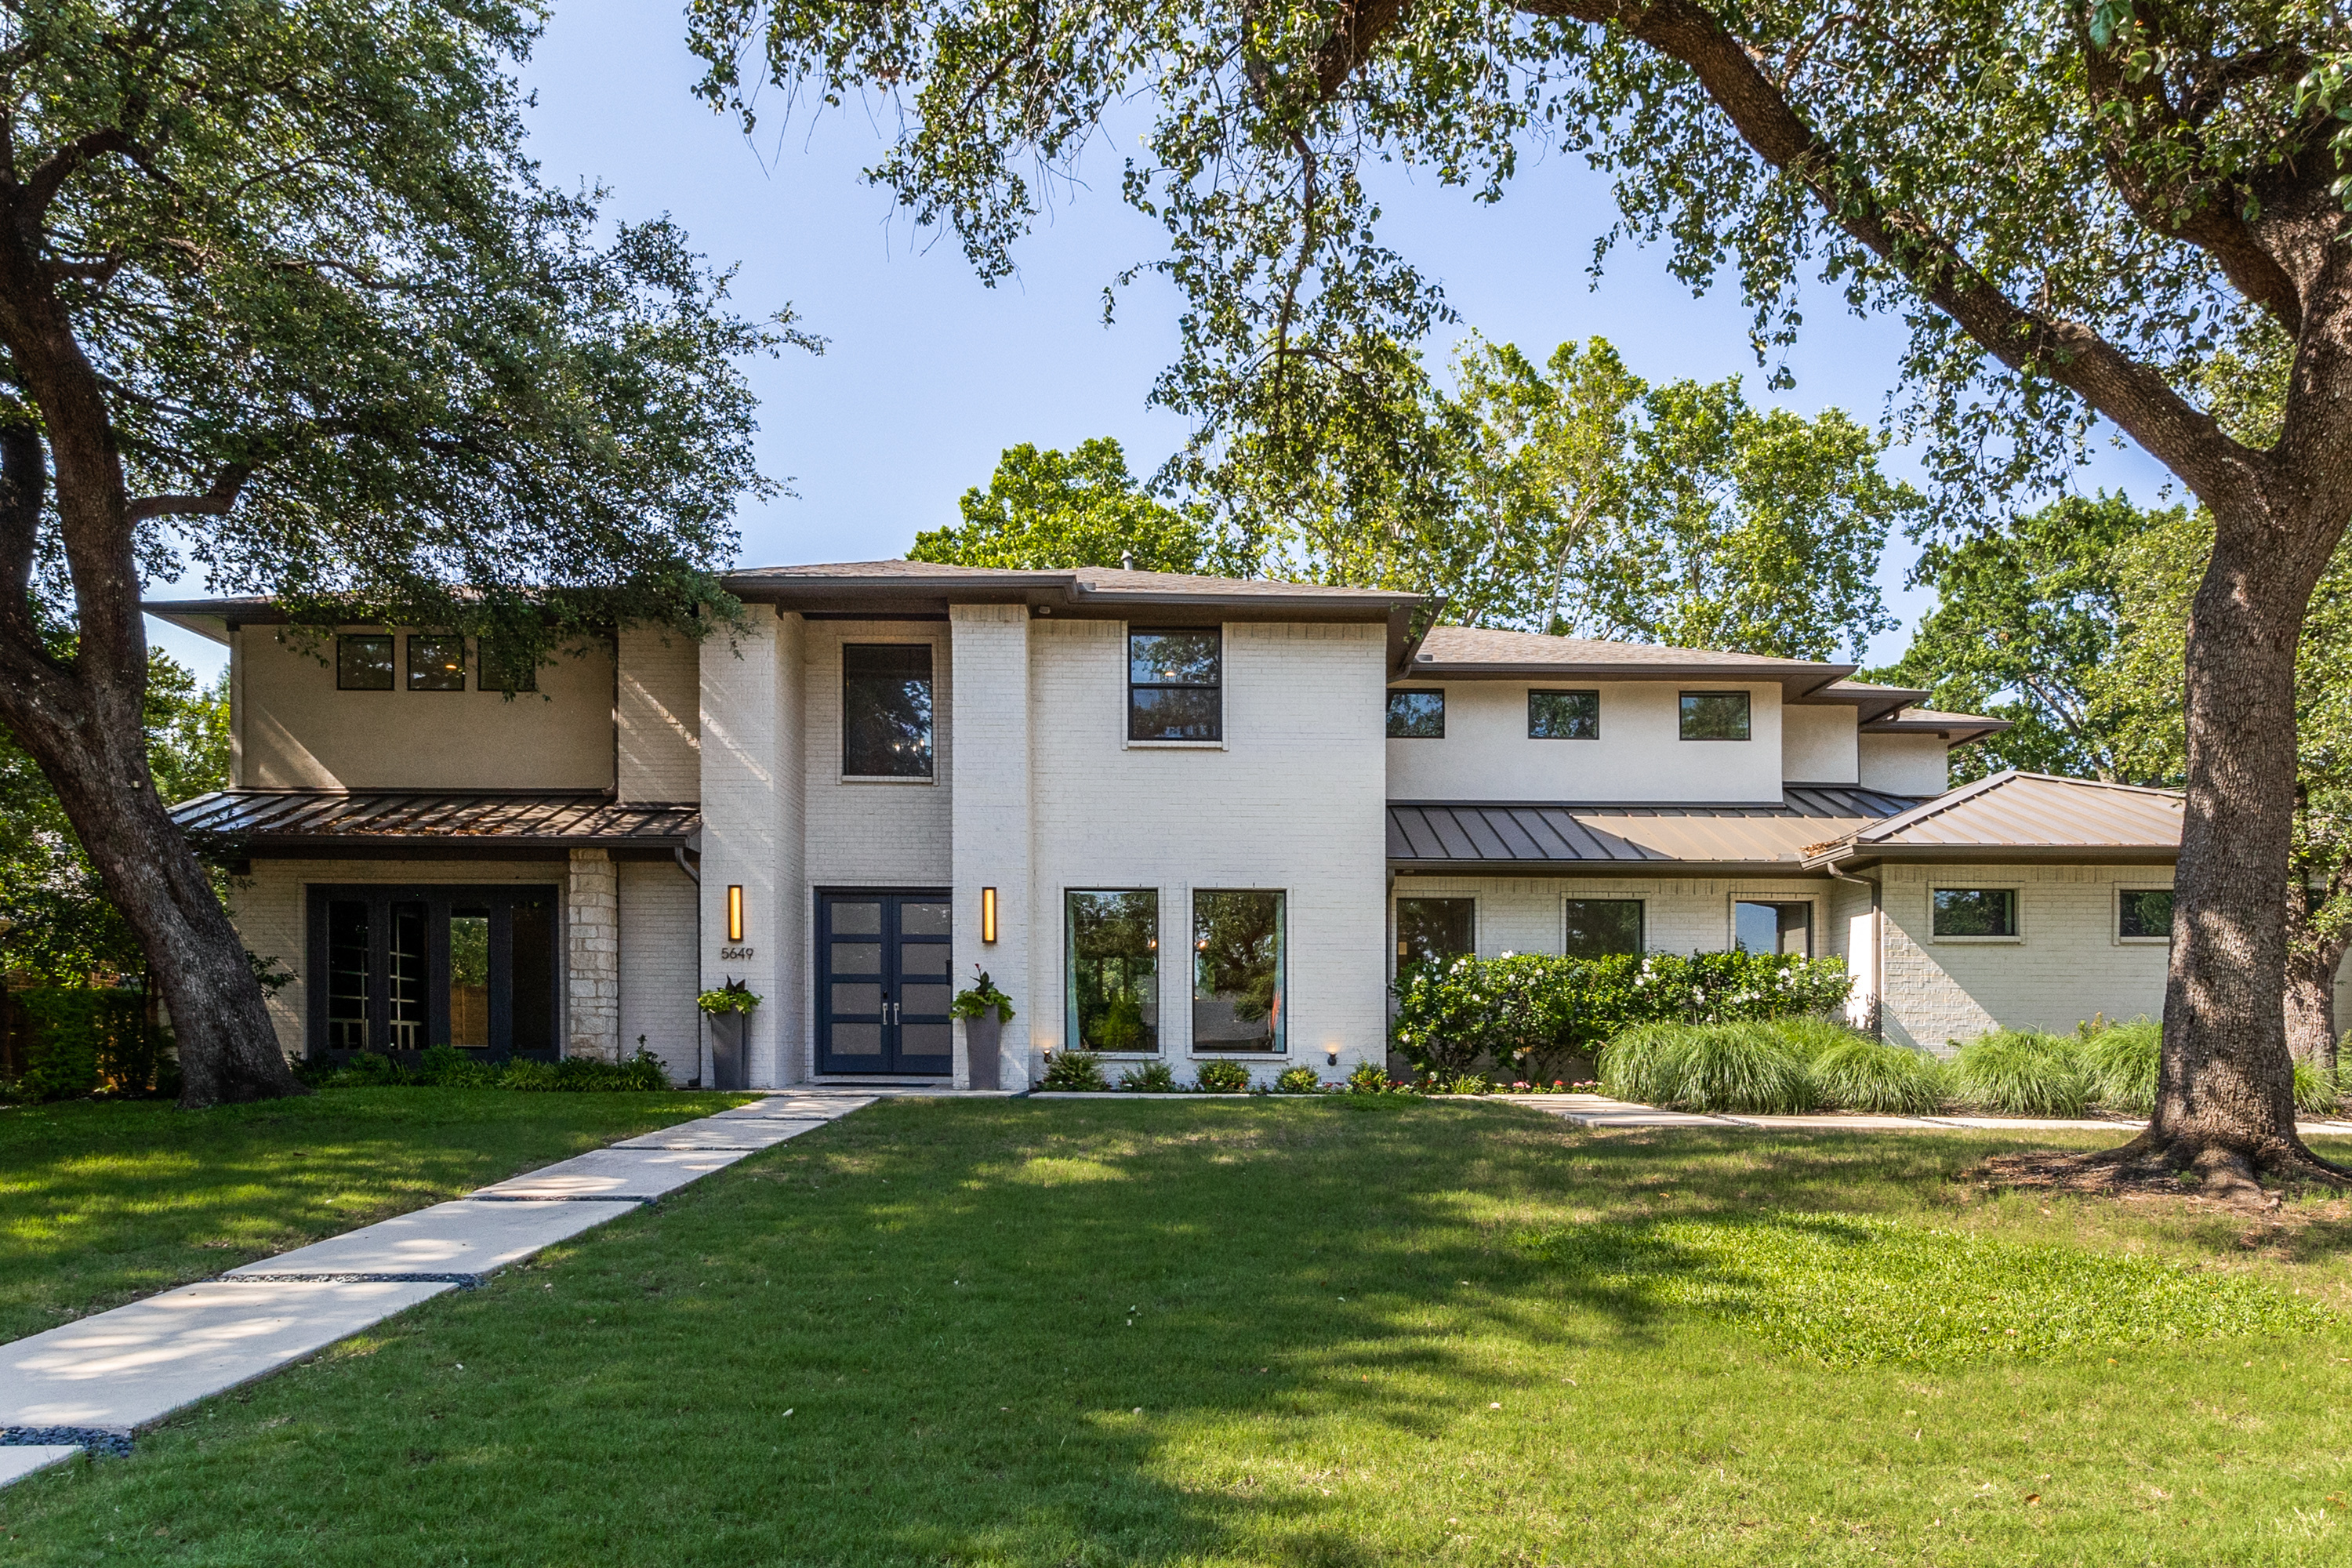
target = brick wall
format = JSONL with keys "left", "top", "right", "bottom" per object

{"left": 619, "top": 858, "right": 699, "bottom": 1082}
{"left": 800, "top": 619, "right": 954, "bottom": 887}
{"left": 1389, "top": 873, "right": 1851, "bottom": 968}
{"left": 616, "top": 626, "right": 700, "bottom": 804}
{"left": 699, "top": 612, "right": 789, "bottom": 1086}
{"left": 949, "top": 606, "right": 1031, "bottom": 1088}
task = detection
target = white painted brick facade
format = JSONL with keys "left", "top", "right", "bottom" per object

{"left": 800, "top": 620, "right": 953, "bottom": 887}
{"left": 565, "top": 849, "right": 621, "bottom": 1062}
{"left": 698, "top": 613, "right": 789, "bottom": 1086}
{"left": 616, "top": 626, "right": 701, "bottom": 803}
{"left": 949, "top": 606, "right": 1031, "bottom": 1088}
{"left": 1390, "top": 873, "right": 1852, "bottom": 969}
{"left": 619, "top": 858, "right": 699, "bottom": 1081}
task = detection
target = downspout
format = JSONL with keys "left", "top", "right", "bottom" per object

{"left": 1823, "top": 860, "right": 1882, "bottom": 1039}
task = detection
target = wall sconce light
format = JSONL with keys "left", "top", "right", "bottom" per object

{"left": 726, "top": 884, "right": 745, "bottom": 943}
{"left": 981, "top": 886, "right": 998, "bottom": 944}
{"left": 1327, "top": 1047, "right": 1340, "bottom": 1069}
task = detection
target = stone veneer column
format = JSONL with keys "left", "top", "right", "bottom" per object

{"left": 949, "top": 604, "right": 1032, "bottom": 1088}
{"left": 566, "top": 848, "right": 622, "bottom": 1062}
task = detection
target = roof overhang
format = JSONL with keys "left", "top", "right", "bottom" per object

{"left": 143, "top": 597, "right": 277, "bottom": 644}
{"left": 169, "top": 790, "right": 701, "bottom": 857}
{"left": 1803, "top": 843, "right": 2179, "bottom": 873}
{"left": 1859, "top": 715, "right": 2016, "bottom": 746}
{"left": 1392, "top": 657, "right": 1859, "bottom": 702}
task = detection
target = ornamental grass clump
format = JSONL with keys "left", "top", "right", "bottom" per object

{"left": 1599, "top": 1022, "right": 1813, "bottom": 1115}
{"left": 1763, "top": 1014, "right": 1870, "bottom": 1064}
{"left": 2293, "top": 1062, "right": 2342, "bottom": 1117}
{"left": 1808, "top": 1037, "right": 1949, "bottom": 1116}
{"left": 2079, "top": 1018, "right": 2162, "bottom": 1116}
{"left": 1952, "top": 1030, "right": 2092, "bottom": 1118}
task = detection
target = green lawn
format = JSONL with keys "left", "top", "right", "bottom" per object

{"left": 0, "top": 1087, "right": 741, "bottom": 1344}
{"left": 6, "top": 1098, "right": 2352, "bottom": 1565}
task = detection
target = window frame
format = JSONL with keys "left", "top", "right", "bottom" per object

{"left": 1929, "top": 885, "right": 2024, "bottom": 942}
{"left": 1189, "top": 887, "right": 1286, "bottom": 1056}
{"left": 1386, "top": 688, "right": 1446, "bottom": 739}
{"left": 336, "top": 633, "right": 395, "bottom": 691}
{"left": 1126, "top": 626, "right": 1225, "bottom": 746}
{"left": 1561, "top": 897, "right": 1646, "bottom": 960}
{"left": 303, "top": 883, "right": 560, "bottom": 1062}
{"left": 1678, "top": 690, "right": 1753, "bottom": 742}
{"left": 405, "top": 633, "right": 468, "bottom": 692}
{"left": 1394, "top": 895, "right": 1475, "bottom": 975}
{"left": 1731, "top": 898, "right": 1815, "bottom": 958}
{"left": 2115, "top": 886, "right": 2175, "bottom": 945}
{"left": 1527, "top": 688, "right": 1601, "bottom": 740}
{"left": 840, "top": 641, "right": 938, "bottom": 782}
{"left": 1065, "top": 888, "right": 1163, "bottom": 1057}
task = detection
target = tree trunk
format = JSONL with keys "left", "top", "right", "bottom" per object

{"left": 2115, "top": 506, "right": 2341, "bottom": 1191}
{"left": 2285, "top": 913, "right": 2347, "bottom": 1077}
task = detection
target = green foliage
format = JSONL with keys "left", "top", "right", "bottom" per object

{"left": 2078, "top": 1018, "right": 2164, "bottom": 1117}
{"left": 1274, "top": 1065, "right": 1323, "bottom": 1094}
{"left": 2294, "top": 1062, "right": 2343, "bottom": 1118}
{"left": 696, "top": 981, "right": 761, "bottom": 1016}
{"left": 1951, "top": 1032, "right": 2094, "bottom": 1119}
{"left": 1040, "top": 1051, "right": 1109, "bottom": 1091}
{"left": 1393, "top": 951, "right": 1851, "bottom": 1083}
{"left": 5, "top": 988, "right": 173, "bottom": 1102}
{"left": 1192, "top": 1060, "right": 1251, "bottom": 1093}
{"left": 1807, "top": 1038, "right": 1950, "bottom": 1116}
{"left": 308, "top": 1048, "right": 673, "bottom": 1093}
{"left": 949, "top": 969, "right": 1016, "bottom": 1023}
{"left": 1115, "top": 1060, "right": 1176, "bottom": 1093}
{"left": 1345, "top": 1059, "right": 1398, "bottom": 1095}
{"left": 1599, "top": 1022, "right": 1815, "bottom": 1116}
{"left": 909, "top": 440, "right": 1239, "bottom": 575}
{"left": 1763, "top": 1014, "right": 1875, "bottom": 1065}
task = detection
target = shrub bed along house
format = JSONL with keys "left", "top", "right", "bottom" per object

{"left": 1, "top": 986, "right": 174, "bottom": 1102}
{"left": 300, "top": 1044, "right": 675, "bottom": 1092}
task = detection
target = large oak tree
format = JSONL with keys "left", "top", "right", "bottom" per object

{"left": 3, "top": 1, "right": 800, "bottom": 1105}
{"left": 691, "top": 0, "right": 2352, "bottom": 1189}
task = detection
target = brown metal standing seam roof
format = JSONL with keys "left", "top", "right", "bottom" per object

{"left": 169, "top": 791, "right": 701, "bottom": 847}
{"left": 1802, "top": 771, "right": 2183, "bottom": 866}
{"left": 1387, "top": 785, "right": 1926, "bottom": 869}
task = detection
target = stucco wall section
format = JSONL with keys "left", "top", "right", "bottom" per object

{"left": 234, "top": 626, "right": 615, "bottom": 791}
{"left": 1389, "top": 873, "right": 1846, "bottom": 971}
{"left": 616, "top": 626, "right": 700, "bottom": 804}
{"left": 566, "top": 849, "right": 621, "bottom": 1062}
{"left": 1857, "top": 733, "right": 1949, "bottom": 797}
{"left": 1025, "top": 618, "right": 1390, "bottom": 1087}
{"left": 619, "top": 858, "right": 699, "bottom": 1083}
{"left": 949, "top": 605, "right": 1033, "bottom": 1089}
{"left": 1782, "top": 706, "right": 1860, "bottom": 785}
{"left": 223, "top": 857, "right": 568, "bottom": 1058}
{"left": 1876, "top": 862, "right": 2173, "bottom": 1053}
{"left": 801, "top": 620, "right": 953, "bottom": 887}
{"left": 1385, "top": 680, "right": 1786, "bottom": 804}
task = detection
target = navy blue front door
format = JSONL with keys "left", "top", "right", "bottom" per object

{"left": 815, "top": 891, "right": 954, "bottom": 1076}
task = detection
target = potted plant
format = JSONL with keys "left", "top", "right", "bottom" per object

{"left": 951, "top": 967, "right": 1015, "bottom": 1089}
{"left": 696, "top": 977, "right": 760, "bottom": 1091}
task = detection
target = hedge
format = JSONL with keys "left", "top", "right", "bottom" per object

{"left": 2, "top": 987, "right": 175, "bottom": 1102}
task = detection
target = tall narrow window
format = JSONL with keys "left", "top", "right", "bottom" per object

{"left": 1067, "top": 891, "right": 1160, "bottom": 1053}
{"left": 510, "top": 897, "right": 557, "bottom": 1054}
{"left": 1734, "top": 900, "right": 1812, "bottom": 957}
{"left": 1129, "top": 628, "right": 1221, "bottom": 741}
{"left": 1387, "top": 690, "right": 1445, "bottom": 738}
{"left": 325, "top": 899, "right": 371, "bottom": 1048}
{"left": 407, "top": 635, "right": 466, "bottom": 691}
{"left": 1933, "top": 887, "right": 2018, "bottom": 938}
{"left": 1529, "top": 689, "right": 1599, "bottom": 739}
{"left": 448, "top": 908, "right": 491, "bottom": 1048}
{"left": 842, "top": 644, "right": 935, "bottom": 777}
{"left": 1563, "top": 899, "right": 1643, "bottom": 960}
{"left": 336, "top": 634, "right": 394, "bottom": 691}
{"left": 1192, "top": 890, "right": 1283, "bottom": 1052}
{"left": 387, "top": 901, "right": 427, "bottom": 1049}
{"left": 1396, "top": 897, "right": 1474, "bottom": 972}
{"left": 1679, "top": 691, "right": 1751, "bottom": 740}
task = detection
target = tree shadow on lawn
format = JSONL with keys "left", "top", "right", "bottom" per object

{"left": 6, "top": 1098, "right": 2341, "bottom": 1566}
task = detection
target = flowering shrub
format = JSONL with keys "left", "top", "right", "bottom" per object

{"left": 1392, "top": 951, "right": 1851, "bottom": 1084}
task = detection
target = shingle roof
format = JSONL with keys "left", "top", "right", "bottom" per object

{"left": 1802, "top": 771, "right": 2182, "bottom": 866}
{"left": 1387, "top": 785, "right": 1924, "bottom": 870}
{"left": 169, "top": 791, "right": 699, "bottom": 849}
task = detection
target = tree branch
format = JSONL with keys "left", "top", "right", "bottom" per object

{"left": 16, "top": 124, "right": 168, "bottom": 226}
{"left": 0, "top": 407, "right": 44, "bottom": 642}
{"left": 126, "top": 463, "right": 249, "bottom": 523}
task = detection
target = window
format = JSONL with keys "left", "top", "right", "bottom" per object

{"left": 1563, "top": 898, "right": 1643, "bottom": 960}
{"left": 1193, "top": 889, "right": 1283, "bottom": 1052}
{"left": 1388, "top": 689, "right": 1445, "bottom": 738}
{"left": 1130, "top": 628, "right": 1221, "bottom": 742}
{"left": 306, "top": 885, "right": 558, "bottom": 1060}
{"left": 1734, "top": 900, "right": 1813, "bottom": 957}
{"left": 407, "top": 634, "right": 466, "bottom": 691}
{"left": 336, "top": 634, "right": 394, "bottom": 691}
{"left": 842, "top": 644, "right": 935, "bottom": 778}
{"left": 1529, "top": 688, "right": 1599, "bottom": 739}
{"left": 2118, "top": 889, "right": 2174, "bottom": 942}
{"left": 1933, "top": 887, "right": 2019, "bottom": 938}
{"left": 1679, "top": 691, "right": 1751, "bottom": 741}
{"left": 480, "top": 641, "right": 538, "bottom": 693}
{"left": 1396, "top": 897, "right": 1474, "bottom": 972}
{"left": 1067, "top": 891, "right": 1160, "bottom": 1053}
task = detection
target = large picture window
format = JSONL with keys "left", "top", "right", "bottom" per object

{"left": 843, "top": 644, "right": 935, "bottom": 778}
{"left": 1066, "top": 891, "right": 1160, "bottom": 1053}
{"left": 1735, "top": 900, "right": 1813, "bottom": 957}
{"left": 1130, "top": 628, "right": 1221, "bottom": 741}
{"left": 307, "top": 884, "right": 557, "bottom": 1061}
{"left": 1396, "top": 897, "right": 1474, "bottom": 972}
{"left": 1563, "top": 898, "right": 1643, "bottom": 959}
{"left": 1529, "top": 689, "right": 1599, "bottom": 739}
{"left": 1933, "top": 887, "right": 2018, "bottom": 938}
{"left": 1679, "top": 691, "right": 1751, "bottom": 741}
{"left": 1192, "top": 889, "right": 1283, "bottom": 1052}
{"left": 1387, "top": 690, "right": 1445, "bottom": 738}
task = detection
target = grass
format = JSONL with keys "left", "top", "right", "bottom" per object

{"left": 0, "top": 1087, "right": 741, "bottom": 1343}
{"left": 9, "top": 1099, "right": 2352, "bottom": 1564}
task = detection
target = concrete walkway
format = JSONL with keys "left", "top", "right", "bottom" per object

{"left": 1500, "top": 1093, "right": 2352, "bottom": 1137}
{"left": 0, "top": 1087, "right": 892, "bottom": 1484}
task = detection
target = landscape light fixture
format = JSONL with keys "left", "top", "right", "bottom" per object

{"left": 981, "top": 886, "right": 998, "bottom": 944}
{"left": 726, "top": 885, "right": 744, "bottom": 943}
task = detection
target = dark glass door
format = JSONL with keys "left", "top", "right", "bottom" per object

{"left": 305, "top": 885, "right": 558, "bottom": 1062}
{"left": 817, "top": 891, "right": 953, "bottom": 1076}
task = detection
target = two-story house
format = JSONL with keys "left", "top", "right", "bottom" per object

{"left": 147, "top": 560, "right": 2285, "bottom": 1090}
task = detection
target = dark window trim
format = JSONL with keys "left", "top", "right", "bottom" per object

{"left": 1929, "top": 885, "right": 2021, "bottom": 940}
{"left": 1128, "top": 625, "right": 1224, "bottom": 744}
{"left": 336, "top": 633, "right": 394, "bottom": 691}
{"left": 303, "top": 882, "right": 560, "bottom": 1062}
{"left": 1189, "top": 885, "right": 1285, "bottom": 1055}
{"left": 840, "top": 641, "right": 937, "bottom": 779}
{"left": 405, "top": 633, "right": 469, "bottom": 692}
{"left": 1528, "top": 688, "right": 1601, "bottom": 740}
{"left": 1679, "top": 689, "right": 1753, "bottom": 742}
{"left": 2117, "top": 887, "right": 2174, "bottom": 943}
{"left": 1387, "top": 688, "right": 1446, "bottom": 739}
{"left": 1065, "top": 887, "right": 1163, "bottom": 1056}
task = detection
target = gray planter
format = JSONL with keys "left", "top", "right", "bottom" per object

{"left": 964, "top": 1010, "right": 1002, "bottom": 1091}
{"left": 709, "top": 1011, "right": 749, "bottom": 1091}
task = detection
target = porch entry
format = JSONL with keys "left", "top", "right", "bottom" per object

{"left": 815, "top": 890, "right": 953, "bottom": 1076}
{"left": 303, "top": 884, "right": 557, "bottom": 1062}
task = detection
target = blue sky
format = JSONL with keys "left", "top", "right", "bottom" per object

{"left": 145, "top": 1, "right": 2171, "bottom": 681}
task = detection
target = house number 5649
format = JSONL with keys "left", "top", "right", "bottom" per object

{"left": 719, "top": 945, "right": 756, "bottom": 960}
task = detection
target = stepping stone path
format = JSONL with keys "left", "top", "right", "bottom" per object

{"left": 0, "top": 1089, "right": 887, "bottom": 1484}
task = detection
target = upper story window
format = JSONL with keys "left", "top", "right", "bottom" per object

{"left": 842, "top": 643, "right": 934, "bottom": 778}
{"left": 1679, "top": 691, "right": 1751, "bottom": 741}
{"left": 1387, "top": 690, "right": 1445, "bottom": 738}
{"left": 1129, "top": 628, "right": 1221, "bottom": 742}
{"left": 336, "top": 634, "right": 394, "bottom": 691}
{"left": 407, "top": 635, "right": 466, "bottom": 691}
{"left": 1529, "top": 688, "right": 1599, "bottom": 739}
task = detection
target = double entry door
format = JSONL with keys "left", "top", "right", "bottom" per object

{"left": 815, "top": 890, "right": 953, "bottom": 1076}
